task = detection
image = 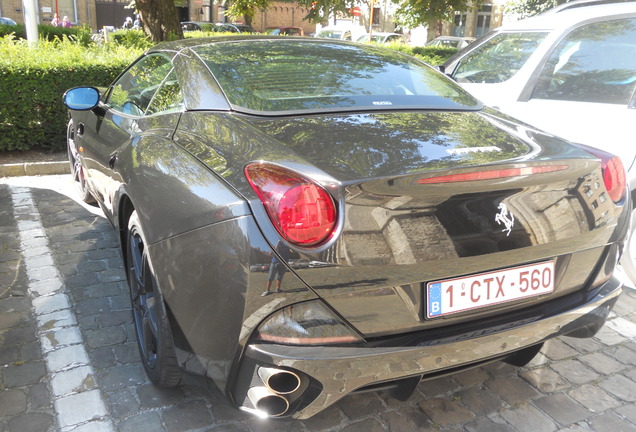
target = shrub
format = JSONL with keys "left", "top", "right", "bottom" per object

{"left": 0, "top": 23, "right": 84, "bottom": 42}
{"left": 108, "top": 29, "right": 154, "bottom": 50}
{"left": 0, "top": 35, "right": 143, "bottom": 152}
{"left": 384, "top": 42, "right": 458, "bottom": 66}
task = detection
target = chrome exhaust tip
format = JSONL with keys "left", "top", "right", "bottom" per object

{"left": 247, "top": 386, "right": 290, "bottom": 417}
{"left": 258, "top": 367, "right": 301, "bottom": 395}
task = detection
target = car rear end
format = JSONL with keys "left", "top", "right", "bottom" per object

{"left": 177, "top": 38, "right": 630, "bottom": 419}
{"left": 227, "top": 116, "right": 629, "bottom": 419}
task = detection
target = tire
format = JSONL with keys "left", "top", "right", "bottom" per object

{"left": 126, "top": 211, "right": 181, "bottom": 387}
{"left": 67, "top": 119, "right": 96, "bottom": 204}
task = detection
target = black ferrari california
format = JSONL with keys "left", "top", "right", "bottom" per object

{"left": 63, "top": 36, "right": 629, "bottom": 419}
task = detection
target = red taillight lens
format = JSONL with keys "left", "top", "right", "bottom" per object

{"left": 578, "top": 146, "right": 626, "bottom": 203}
{"left": 602, "top": 156, "right": 626, "bottom": 202}
{"left": 245, "top": 163, "right": 337, "bottom": 247}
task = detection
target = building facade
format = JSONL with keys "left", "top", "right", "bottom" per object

{"left": 1, "top": 0, "right": 504, "bottom": 42}
{"left": 1, "top": 0, "right": 97, "bottom": 28}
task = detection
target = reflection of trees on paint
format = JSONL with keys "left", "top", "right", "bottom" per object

{"left": 250, "top": 111, "right": 529, "bottom": 179}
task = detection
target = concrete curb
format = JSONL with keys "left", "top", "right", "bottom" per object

{"left": 0, "top": 161, "right": 68, "bottom": 177}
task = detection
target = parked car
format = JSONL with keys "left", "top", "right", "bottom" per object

{"left": 63, "top": 35, "right": 629, "bottom": 420}
{"left": 213, "top": 22, "right": 257, "bottom": 33}
{"left": 440, "top": 1, "right": 636, "bottom": 282}
{"left": 426, "top": 35, "right": 475, "bottom": 49}
{"left": 315, "top": 26, "right": 353, "bottom": 40}
{"left": 182, "top": 21, "right": 257, "bottom": 33}
{"left": 181, "top": 21, "right": 214, "bottom": 32}
{"left": 356, "top": 32, "right": 405, "bottom": 44}
{"left": 0, "top": 17, "right": 17, "bottom": 25}
{"left": 316, "top": 25, "right": 366, "bottom": 41}
{"left": 265, "top": 26, "right": 304, "bottom": 36}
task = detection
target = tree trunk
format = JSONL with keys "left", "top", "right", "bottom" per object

{"left": 136, "top": 0, "right": 184, "bottom": 42}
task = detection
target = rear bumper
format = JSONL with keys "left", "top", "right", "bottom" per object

{"left": 239, "top": 275, "right": 622, "bottom": 419}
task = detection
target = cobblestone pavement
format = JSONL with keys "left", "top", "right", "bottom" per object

{"left": 1, "top": 174, "right": 636, "bottom": 432}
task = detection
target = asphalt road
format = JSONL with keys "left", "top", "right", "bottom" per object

{"left": 1, "top": 174, "right": 636, "bottom": 432}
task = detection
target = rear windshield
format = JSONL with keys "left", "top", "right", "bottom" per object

{"left": 192, "top": 40, "right": 480, "bottom": 114}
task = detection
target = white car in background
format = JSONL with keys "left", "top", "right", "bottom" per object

{"left": 356, "top": 32, "right": 406, "bottom": 44}
{"left": 426, "top": 35, "right": 476, "bottom": 49}
{"left": 441, "top": 1, "right": 636, "bottom": 282}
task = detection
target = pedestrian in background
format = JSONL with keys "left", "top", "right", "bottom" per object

{"left": 51, "top": 14, "right": 60, "bottom": 26}
{"left": 62, "top": 16, "right": 71, "bottom": 27}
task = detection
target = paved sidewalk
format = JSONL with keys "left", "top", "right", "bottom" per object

{"left": 1, "top": 174, "right": 636, "bottom": 432}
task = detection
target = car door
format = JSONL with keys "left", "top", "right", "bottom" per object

{"left": 78, "top": 53, "right": 179, "bottom": 214}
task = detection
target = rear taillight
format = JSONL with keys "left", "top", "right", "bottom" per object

{"left": 579, "top": 146, "right": 626, "bottom": 203}
{"left": 602, "top": 156, "right": 627, "bottom": 202}
{"left": 245, "top": 163, "right": 337, "bottom": 247}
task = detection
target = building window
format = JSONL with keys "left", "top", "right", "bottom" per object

{"left": 58, "top": 0, "right": 77, "bottom": 23}
{"left": 453, "top": 13, "right": 466, "bottom": 36}
{"left": 453, "top": 3, "right": 492, "bottom": 38}
{"left": 476, "top": 5, "right": 492, "bottom": 37}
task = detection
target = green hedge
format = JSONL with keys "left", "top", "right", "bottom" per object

{"left": 0, "top": 23, "right": 83, "bottom": 42}
{"left": 0, "top": 35, "right": 143, "bottom": 152}
{"left": 384, "top": 43, "right": 458, "bottom": 66}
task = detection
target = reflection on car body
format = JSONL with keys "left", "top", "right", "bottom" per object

{"left": 63, "top": 35, "right": 629, "bottom": 420}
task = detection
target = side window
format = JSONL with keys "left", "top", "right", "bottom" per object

{"left": 146, "top": 69, "right": 184, "bottom": 115}
{"left": 452, "top": 32, "right": 547, "bottom": 84}
{"left": 532, "top": 18, "right": 636, "bottom": 105}
{"left": 107, "top": 54, "right": 173, "bottom": 115}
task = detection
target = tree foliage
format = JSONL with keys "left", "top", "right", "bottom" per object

{"left": 503, "top": 0, "right": 562, "bottom": 19}
{"left": 228, "top": 0, "right": 478, "bottom": 26}
{"left": 394, "top": 0, "right": 476, "bottom": 28}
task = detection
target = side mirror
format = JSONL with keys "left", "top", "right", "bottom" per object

{"left": 63, "top": 87, "right": 100, "bottom": 110}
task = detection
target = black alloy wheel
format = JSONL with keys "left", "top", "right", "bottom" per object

{"left": 66, "top": 119, "right": 95, "bottom": 204}
{"left": 126, "top": 211, "right": 181, "bottom": 387}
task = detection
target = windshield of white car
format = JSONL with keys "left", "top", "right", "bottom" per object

{"left": 192, "top": 40, "right": 481, "bottom": 114}
{"left": 452, "top": 32, "right": 548, "bottom": 83}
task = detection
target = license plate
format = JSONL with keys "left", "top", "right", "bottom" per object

{"left": 427, "top": 261, "right": 555, "bottom": 318}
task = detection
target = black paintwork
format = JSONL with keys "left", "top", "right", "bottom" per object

{"left": 63, "top": 36, "right": 629, "bottom": 419}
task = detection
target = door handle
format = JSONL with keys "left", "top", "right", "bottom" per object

{"left": 77, "top": 123, "right": 85, "bottom": 136}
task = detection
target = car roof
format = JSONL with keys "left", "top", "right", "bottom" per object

{"left": 497, "top": 1, "right": 636, "bottom": 31}
{"left": 434, "top": 36, "right": 473, "bottom": 40}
